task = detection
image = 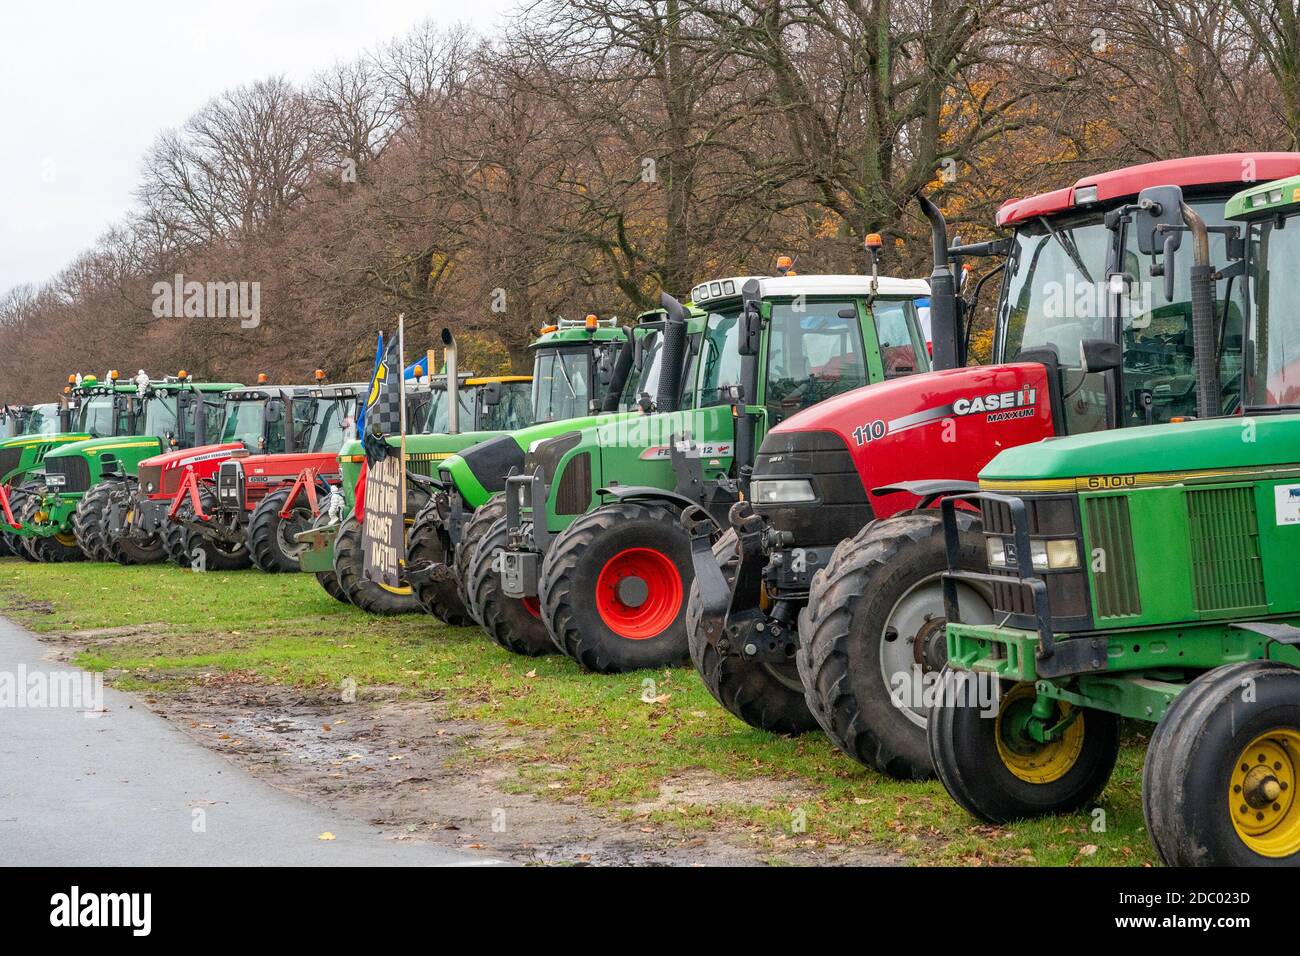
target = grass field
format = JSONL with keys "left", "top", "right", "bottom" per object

{"left": 0, "top": 556, "right": 1158, "bottom": 865}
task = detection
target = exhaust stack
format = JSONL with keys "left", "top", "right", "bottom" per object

{"left": 917, "top": 194, "right": 962, "bottom": 372}
{"left": 441, "top": 327, "right": 459, "bottom": 434}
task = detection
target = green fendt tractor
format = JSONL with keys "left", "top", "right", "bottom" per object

{"left": 303, "top": 368, "right": 535, "bottom": 612}
{"left": 406, "top": 316, "right": 669, "bottom": 624}
{"left": 931, "top": 179, "right": 1300, "bottom": 866}
{"left": 17, "top": 372, "right": 240, "bottom": 563}
{"left": 470, "top": 266, "right": 931, "bottom": 672}
{"left": 308, "top": 318, "right": 638, "bottom": 616}
{"left": 0, "top": 399, "right": 75, "bottom": 558}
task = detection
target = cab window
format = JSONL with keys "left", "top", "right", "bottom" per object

{"left": 765, "top": 299, "right": 869, "bottom": 425}
{"left": 697, "top": 309, "right": 743, "bottom": 407}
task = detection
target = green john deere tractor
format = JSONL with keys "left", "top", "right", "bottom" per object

{"left": 0, "top": 399, "right": 77, "bottom": 558}
{"left": 469, "top": 266, "right": 931, "bottom": 672}
{"left": 2, "top": 375, "right": 131, "bottom": 561}
{"left": 931, "top": 179, "right": 1300, "bottom": 865}
{"left": 16, "top": 372, "right": 240, "bottom": 563}
{"left": 305, "top": 318, "right": 638, "bottom": 616}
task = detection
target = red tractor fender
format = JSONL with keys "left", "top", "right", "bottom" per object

{"left": 767, "top": 362, "right": 1056, "bottom": 518}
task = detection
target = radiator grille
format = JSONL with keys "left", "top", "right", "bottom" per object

{"left": 1084, "top": 496, "right": 1141, "bottom": 618}
{"left": 0, "top": 447, "right": 21, "bottom": 480}
{"left": 1186, "top": 486, "right": 1266, "bottom": 612}
{"left": 45, "top": 456, "right": 91, "bottom": 493}
{"left": 555, "top": 452, "right": 592, "bottom": 516}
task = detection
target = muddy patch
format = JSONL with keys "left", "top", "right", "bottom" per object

{"left": 133, "top": 680, "right": 896, "bottom": 866}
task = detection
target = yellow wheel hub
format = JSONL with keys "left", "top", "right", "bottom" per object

{"left": 995, "top": 683, "right": 1086, "bottom": 785}
{"left": 55, "top": 531, "right": 77, "bottom": 547}
{"left": 1230, "top": 728, "right": 1300, "bottom": 858}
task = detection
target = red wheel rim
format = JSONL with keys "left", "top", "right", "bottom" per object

{"left": 594, "top": 547, "right": 683, "bottom": 639}
{"left": 521, "top": 595, "right": 541, "bottom": 618}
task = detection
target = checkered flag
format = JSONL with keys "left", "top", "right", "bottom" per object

{"left": 362, "top": 330, "right": 404, "bottom": 465}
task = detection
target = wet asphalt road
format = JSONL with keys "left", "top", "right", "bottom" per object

{"left": 0, "top": 616, "right": 503, "bottom": 866}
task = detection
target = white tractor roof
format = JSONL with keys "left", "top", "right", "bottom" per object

{"left": 688, "top": 274, "right": 930, "bottom": 309}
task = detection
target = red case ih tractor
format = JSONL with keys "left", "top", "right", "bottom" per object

{"left": 687, "top": 152, "right": 1300, "bottom": 779}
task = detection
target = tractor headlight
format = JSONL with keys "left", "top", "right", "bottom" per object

{"left": 750, "top": 479, "right": 816, "bottom": 505}
{"left": 987, "top": 536, "right": 1079, "bottom": 570}
{"left": 45, "top": 473, "right": 66, "bottom": 489}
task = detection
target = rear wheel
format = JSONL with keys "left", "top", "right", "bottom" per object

{"left": 333, "top": 512, "right": 419, "bottom": 615}
{"left": 248, "top": 486, "right": 314, "bottom": 573}
{"left": 540, "top": 501, "right": 691, "bottom": 673}
{"left": 408, "top": 497, "right": 471, "bottom": 625}
{"left": 163, "top": 487, "right": 252, "bottom": 571}
{"left": 466, "top": 517, "right": 553, "bottom": 655}
{"left": 929, "top": 671, "right": 1120, "bottom": 822}
{"left": 17, "top": 493, "right": 83, "bottom": 563}
{"left": 797, "top": 512, "right": 991, "bottom": 780}
{"left": 454, "top": 494, "right": 505, "bottom": 624}
{"left": 1144, "top": 660, "right": 1300, "bottom": 866}
{"left": 73, "top": 482, "right": 116, "bottom": 561}
{"left": 687, "top": 530, "right": 817, "bottom": 734}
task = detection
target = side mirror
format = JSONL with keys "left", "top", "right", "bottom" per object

{"left": 739, "top": 278, "right": 762, "bottom": 357}
{"left": 482, "top": 382, "right": 503, "bottom": 407}
{"left": 1134, "top": 184, "right": 1185, "bottom": 301}
{"left": 1080, "top": 338, "right": 1122, "bottom": 374}
{"left": 263, "top": 400, "right": 283, "bottom": 423}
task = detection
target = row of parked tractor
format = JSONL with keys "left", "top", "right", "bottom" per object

{"left": 6, "top": 153, "right": 1300, "bottom": 867}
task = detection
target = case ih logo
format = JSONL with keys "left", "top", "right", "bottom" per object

{"left": 951, "top": 385, "right": 1037, "bottom": 419}
{"left": 853, "top": 384, "right": 1040, "bottom": 446}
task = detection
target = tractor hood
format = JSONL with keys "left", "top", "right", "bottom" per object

{"left": 980, "top": 414, "right": 1300, "bottom": 485}
{"left": 0, "top": 432, "right": 91, "bottom": 453}
{"left": 42, "top": 434, "right": 163, "bottom": 462}
{"left": 762, "top": 363, "right": 1056, "bottom": 519}
{"left": 236, "top": 450, "right": 343, "bottom": 481}
{"left": 139, "top": 442, "right": 248, "bottom": 476}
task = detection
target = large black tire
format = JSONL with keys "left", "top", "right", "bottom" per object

{"left": 248, "top": 486, "right": 315, "bottom": 573}
{"left": 163, "top": 487, "right": 252, "bottom": 571}
{"left": 333, "top": 512, "right": 420, "bottom": 615}
{"left": 687, "top": 530, "right": 817, "bottom": 734}
{"left": 928, "top": 670, "right": 1120, "bottom": 823}
{"left": 73, "top": 482, "right": 116, "bottom": 561}
{"left": 454, "top": 494, "right": 505, "bottom": 625}
{"left": 540, "top": 501, "right": 692, "bottom": 673}
{"left": 797, "top": 512, "right": 992, "bottom": 780}
{"left": 16, "top": 492, "right": 84, "bottom": 563}
{"left": 466, "top": 516, "right": 554, "bottom": 655}
{"left": 1143, "top": 660, "right": 1300, "bottom": 866}
{"left": 408, "top": 497, "right": 472, "bottom": 626}
{"left": 0, "top": 529, "right": 11, "bottom": 557}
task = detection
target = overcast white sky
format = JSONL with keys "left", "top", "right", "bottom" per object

{"left": 0, "top": 0, "right": 518, "bottom": 297}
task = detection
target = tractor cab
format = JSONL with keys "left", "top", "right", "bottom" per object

{"left": 530, "top": 316, "right": 630, "bottom": 423}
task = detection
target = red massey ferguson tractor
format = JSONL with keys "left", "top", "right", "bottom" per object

{"left": 686, "top": 152, "right": 1300, "bottom": 779}
{"left": 112, "top": 380, "right": 354, "bottom": 571}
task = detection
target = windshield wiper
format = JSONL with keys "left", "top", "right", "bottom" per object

{"left": 1038, "top": 216, "right": 1094, "bottom": 285}
{"left": 555, "top": 358, "right": 578, "bottom": 399}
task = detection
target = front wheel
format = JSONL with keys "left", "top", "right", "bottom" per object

{"left": 1144, "top": 660, "right": 1300, "bottom": 866}
{"left": 466, "top": 516, "right": 553, "bottom": 655}
{"left": 333, "top": 512, "right": 419, "bottom": 615}
{"left": 453, "top": 494, "right": 505, "bottom": 625}
{"left": 247, "top": 486, "right": 314, "bottom": 573}
{"left": 687, "top": 530, "right": 817, "bottom": 734}
{"left": 797, "top": 512, "right": 991, "bottom": 780}
{"left": 540, "top": 501, "right": 691, "bottom": 673}
{"left": 163, "top": 487, "right": 252, "bottom": 571}
{"left": 928, "top": 671, "right": 1120, "bottom": 823}
{"left": 408, "top": 497, "right": 471, "bottom": 625}
{"left": 16, "top": 493, "right": 83, "bottom": 563}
